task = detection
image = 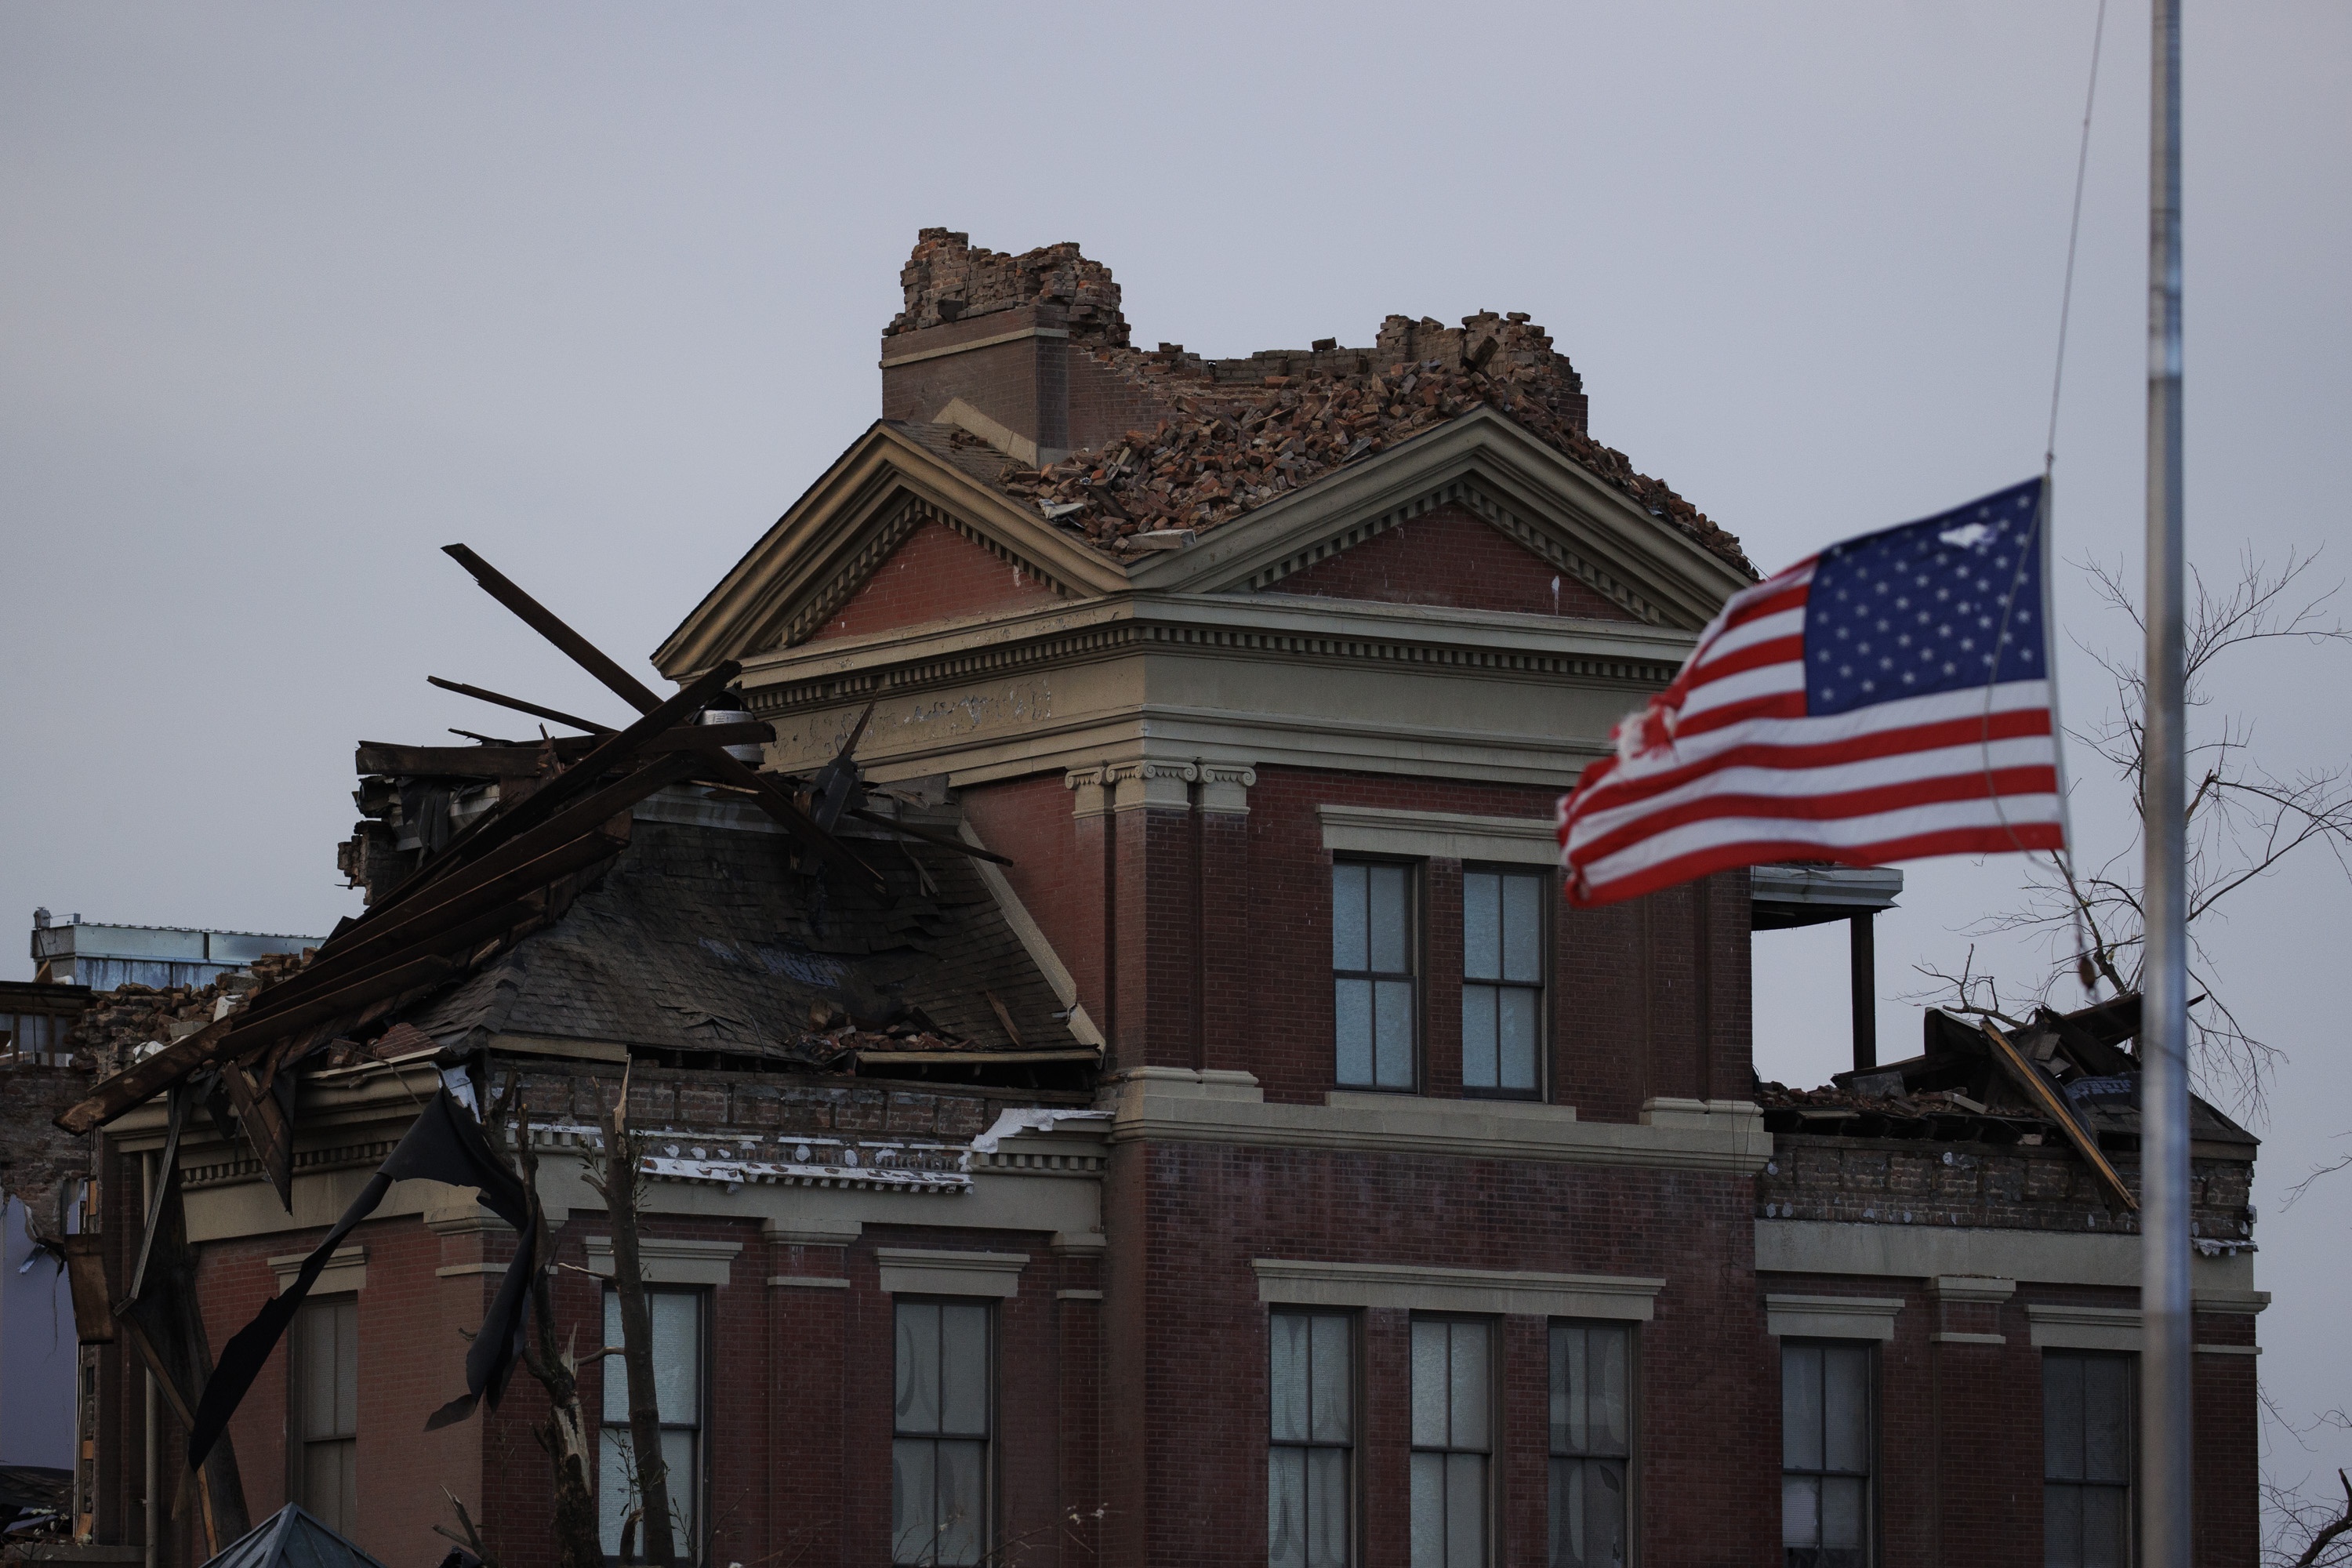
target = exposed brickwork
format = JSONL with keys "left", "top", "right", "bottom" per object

{"left": 1269, "top": 502, "right": 1637, "bottom": 620}
{"left": 804, "top": 521, "right": 1061, "bottom": 645}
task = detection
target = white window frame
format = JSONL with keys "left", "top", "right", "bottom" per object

{"left": 1332, "top": 858, "right": 1419, "bottom": 1091}
{"left": 1461, "top": 864, "right": 1548, "bottom": 1098}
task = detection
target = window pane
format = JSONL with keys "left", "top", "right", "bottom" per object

{"left": 1502, "top": 874, "right": 1542, "bottom": 983}
{"left": 1443, "top": 1453, "right": 1485, "bottom": 1567}
{"left": 1305, "top": 1444, "right": 1349, "bottom": 1568}
{"left": 1498, "top": 989, "right": 1538, "bottom": 1091}
{"left": 2044, "top": 1352, "right": 2085, "bottom": 1483}
{"left": 1464, "top": 873, "right": 1501, "bottom": 981}
{"left": 600, "top": 1430, "right": 635, "bottom": 1556}
{"left": 896, "top": 1302, "right": 941, "bottom": 1434}
{"left": 1822, "top": 1347, "right": 1868, "bottom": 1474}
{"left": 1269, "top": 1447, "right": 1307, "bottom": 1568}
{"left": 1374, "top": 980, "right": 1414, "bottom": 1087}
{"left": 1781, "top": 1345, "right": 1822, "bottom": 1472}
{"left": 1410, "top": 1452, "right": 1445, "bottom": 1568}
{"left": 1462, "top": 986, "right": 1499, "bottom": 1088}
{"left": 604, "top": 1294, "right": 628, "bottom": 1421}
{"left": 891, "top": 1439, "right": 936, "bottom": 1566}
{"left": 938, "top": 1304, "right": 988, "bottom": 1437}
{"left": 2082, "top": 1357, "right": 2130, "bottom": 1484}
{"left": 661, "top": 1428, "right": 695, "bottom": 1545}
{"left": 935, "top": 1439, "right": 984, "bottom": 1567}
{"left": 1368, "top": 866, "right": 1408, "bottom": 974}
{"left": 1271, "top": 1315, "right": 1309, "bottom": 1445}
{"left": 1593, "top": 1327, "right": 1628, "bottom": 1457}
{"left": 1782, "top": 1475, "right": 1820, "bottom": 1547}
{"left": 1551, "top": 1457, "right": 1626, "bottom": 1568}
{"left": 301, "top": 1305, "right": 338, "bottom": 1439}
{"left": 1448, "top": 1324, "right": 1488, "bottom": 1451}
{"left": 1550, "top": 1324, "right": 1584, "bottom": 1454}
{"left": 303, "top": 1442, "right": 350, "bottom": 1535}
{"left": 1335, "top": 979, "right": 1373, "bottom": 1086}
{"left": 2081, "top": 1484, "right": 2128, "bottom": 1568}
{"left": 652, "top": 1292, "right": 699, "bottom": 1425}
{"left": 2044, "top": 1483, "right": 2082, "bottom": 1568}
{"left": 1309, "top": 1315, "right": 1351, "bottom": 1444}
{"left": 1411, "top": 1323, "right": 1449, "bottom": 1447}
{"left": 332, "top": 1299, "right": 358, "bottom": 1435}
{"left": 1333, "top": 866, "right": 1368, "bottom": 971}
{"left": 1820, "top": 1475, "right": 1865, "bottom": 1549}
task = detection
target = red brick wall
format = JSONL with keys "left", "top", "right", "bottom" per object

{"left": 880, "top": 307, "right": 1067, "bottom": 450}
{"left": 1116, "top": 1141, "right": 1776, "bottom": 1567}
{"left": 1066, "top": 350, "right": 1177, "bottom": 455}
{"left": 804, "top": 522, "right": 1061, "bottom": 645}
{"left": 1270, "top": 503, "right": 1636, "bottom": 621}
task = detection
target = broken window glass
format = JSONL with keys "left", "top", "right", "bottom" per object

{"left": 1334, "top": 862, "right": 1416, "bottom": 1089}
{"left": 1549, "top": 1322, "right": 1630, "bottom": 1568}
{"left": 599, "top": 1288, "right": 704, "bottom": 1562}
{"left": 1410, "top": 1319, "right": 1490, "bottom": 1568}
{"left": 2043, "top": 1350, "right": 2132, "bottom": 1568}
{"left": 1780, "top": 1341, "right": 1871, "bottom": 1568}
{"left": 893, "top": 1300, "right": 990, "bottom": 1567}
{"left": 1462, "top": 869, "right": 1545, "bottom": 1094}
{"left": 290, "top": 1295, "right": 358, "bottom": 1535}
{"left": 1269, "top": 1311, "right": 1353, "bottom": 1568}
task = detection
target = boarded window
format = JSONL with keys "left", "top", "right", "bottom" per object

{"left": 289, "top": 1296, "right": 357, "bottom": 1535}
{"left": 893, "top": 1300, "right": 990, "bottom": 1567}
{"left": 1334, "top": 862, "right": 1415, "bottom": 1088}
{"left": 1549, "top": 1323, "right": 1630, "bottom": 1568}
{"left": 599, "top": 1289, "right": 703, "bottom": 1561}
{"left": 2043, "top": 1351, "right": 2132, "bottom": 1568}
{"left": 1781, "top": 1341, "right": 1871, "bottom": 1567}
{"left": 1410, "top": 1319, "right": 1490, "bottom": 1568}
{"left": 1462, "top": 869, "right": 1544, "bottom": 1094}
{"left": 1269, "top": 1311, "right": 1352, "bottom": 1568}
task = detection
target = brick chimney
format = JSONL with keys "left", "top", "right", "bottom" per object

{"left": 880, "top": 230, "right": 1129, "bottom": 468}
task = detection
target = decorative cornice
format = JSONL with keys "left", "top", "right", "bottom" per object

{"left": 1319, "top": 804, "right": 1558, "bottom": 866}
{"left": 1253, "top": 1258, "right": 1664, "bottom": 1319}
{"left": 771, "top": 497, "right": 1080, "bottom": 653}
{"left": 874, "top": 1246, "right": 1029, "bottom": 1298}
{"left": 1765, "top": 1294, "right": 1905, "bottom": 1341}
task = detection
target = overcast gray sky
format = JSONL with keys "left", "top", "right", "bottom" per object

{"left": 6, "top": 0, "right": 2347, "bottom": 1510}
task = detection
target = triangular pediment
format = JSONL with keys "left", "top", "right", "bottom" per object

{"left": 654, "top": 422, "right": 1131, "bottom": 680}
{"left": 1123, "top": 407, "right": 1755, "bottom": 631}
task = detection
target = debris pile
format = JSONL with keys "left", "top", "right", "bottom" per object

{"left": 65, "top": 949, "right": 313, "bottom": 1076}
{"left": 885, "top": 231, "right": 1751, "bottom": 572}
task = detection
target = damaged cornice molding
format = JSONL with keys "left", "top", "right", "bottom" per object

{"left": 1253, "top": 1258, "right": 1663, "bottom": 1319}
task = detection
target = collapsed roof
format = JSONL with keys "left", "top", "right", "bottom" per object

{"left": 886, "top": 229, "right": 1754, "bottom": 573}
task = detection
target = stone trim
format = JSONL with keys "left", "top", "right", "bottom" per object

{"left": 1254, "top": 1258, "right": 1664, "bottom": 1319}
{"left": 2197, "top": 1344, "right": 2260, "bottom": 1356}
{"left": 875, "top": 1247, "right": 1029, "bottom": 1298}
{"left": 1108, "top": 1068, "right": 1769, "bottom": 1173}
{"left": 270, "top": 1246, "right": 365, "bottom": 1296}
{"left": 1755, "top": 1220, "right": 2259, "bottom": 1294}
{"left": 2027, "top": 1304, "right": 2142, "bottom": 1352}
{"left": 1931, "top": 1332, "right": 2008, "bottom": 1346}
{"left": 1766, "top": 1294, "right": 1904, "bottom": 1341}
{"left": 768, "top": 1276, "right": 851, "bottom": 1290}
{"left": 1055, "top": 1289, "right": 1105, "bottom": 1302}
{"left": 1318, "top": 804, "right": 1559, "bottom": 866}
{"left": 585, "top": 1236, "right": 743, "bottom": 1287}
{"left": 1105, "top": 760, "right": 1197, "bottom": 812}
{"left": 879, "top": 325, "right": 1069, "bottom": 369}
{"left": 1931, "top": 1275, "right": 2017, "bottom": 1306}
{"left": 762, "top": 1218, "right": 862, "bottom": 1247}
{"left": 1199, "top": 764, "right": 1257, "bottom": 815}
{"left": 960, "top": 822, "right": 1103, "bottom": 1047}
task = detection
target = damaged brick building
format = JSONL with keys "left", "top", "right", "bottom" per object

{"left": 39, "top": 230, "right": 2264, "bottom": 1568}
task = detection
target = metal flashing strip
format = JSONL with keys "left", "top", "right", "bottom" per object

{"left": 1765, "top": 1294, "right": 1905, "bottom": 1341}
{"left": 875, "top": 1247, "right": 1029, "bottom": 1298}
{"left": 1253, "top": 1259, "right": 1664, "bottom": 1320}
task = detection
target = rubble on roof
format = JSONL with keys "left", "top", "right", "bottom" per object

{"left": 886, "top": 230, "right": 1752, "bottom": 574}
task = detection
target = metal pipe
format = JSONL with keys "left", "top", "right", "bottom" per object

{"left": 1848, "top": 913, "right": 1877, "bottom": 1073}
{"left": 141, "top": 1152, "right": 159, "bottom": 1568}
{"left": 2140, "top": 2, "right": 2193, "bottom": 1564}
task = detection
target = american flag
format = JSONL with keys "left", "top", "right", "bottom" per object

{"left": 1557, "top": 477, "right": 2065, "bottom": 906}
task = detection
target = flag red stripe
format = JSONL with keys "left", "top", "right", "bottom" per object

{"left": 1573, "top": 708, "right": 2056, "bottom": 812}
{"left": 1570, "top": 766, "right": 2060, "bottom": 865}
{"left": 1569, "top": 822, "right": 2065, "bottom": 906}
{"left": 1683, "top": 634, "right": 1806, "bottom": 688}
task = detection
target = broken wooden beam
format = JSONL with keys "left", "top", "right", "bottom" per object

{"left": 426, "top": 675, "right": 615, "bottom": 735}
{"left": 442, "top": 545, "right": 664, "bottom": 713}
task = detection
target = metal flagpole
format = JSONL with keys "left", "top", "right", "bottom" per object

{"left": 2141, "top": 1, "right": 2193, "bottom": 1563}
